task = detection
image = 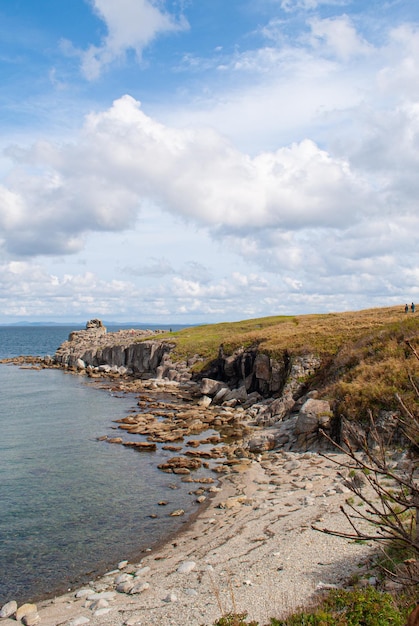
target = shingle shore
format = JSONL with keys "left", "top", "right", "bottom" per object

{"left": 1, "top": 451, "right": 377, "bottom": 626}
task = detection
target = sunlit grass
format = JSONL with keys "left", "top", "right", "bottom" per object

{"left": 136, "top": 305, "right": 419, "bottom": 419}
{"left": 159, "top": 305, "right": 418, "bottom": 361}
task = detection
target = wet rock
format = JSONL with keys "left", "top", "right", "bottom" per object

{"left": 122, "top": 441, "right": 157, "bottom": 451}
{"left": 158, "top": 456, "right": 202, "bottom": 472}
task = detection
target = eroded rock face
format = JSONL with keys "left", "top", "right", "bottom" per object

{"left": 54, "top": 323, "right": 175, "bottom": 377}
{"left": 204, "top": 347, "right": 321, "bottom": 400}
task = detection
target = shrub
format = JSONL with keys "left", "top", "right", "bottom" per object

{"left": 272, "top": 588, "right": 405, "bottom": 625}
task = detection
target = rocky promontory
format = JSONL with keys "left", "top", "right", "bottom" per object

{"left": 49, "top": 319, "right": 341, "bottom": 453}
{"left": 4, "top": 317, "right": 406, "bottom": 454}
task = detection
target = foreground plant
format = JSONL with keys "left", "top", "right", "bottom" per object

{"left": 272, "top": 588, "right": 406, "bottom": 625}
{"left": 212, "top": 588, "right": 408, "bottom": 626}
{"left": 314, "top": 340, "right": 419, "bottom": 587}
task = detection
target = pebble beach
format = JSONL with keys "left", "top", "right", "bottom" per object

{"left": 1, "top": 449, "right": 378, "bottom": 626}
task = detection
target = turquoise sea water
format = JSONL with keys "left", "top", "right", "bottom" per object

{"left": 0, "top": 325, "right": 202, "bottom": 604}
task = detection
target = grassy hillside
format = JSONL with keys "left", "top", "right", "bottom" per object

{"left": 163, "top": 305, "right": 419, "bottom": 419}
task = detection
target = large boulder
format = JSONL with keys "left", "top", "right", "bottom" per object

{"left": 200, "top": 378, "right": 228, "bottom": 396}
{"left": 293, "top": 398, "right": 333, "bottom": 450}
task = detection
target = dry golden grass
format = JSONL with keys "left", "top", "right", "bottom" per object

{"left": 166, "top": 305, "right": 418, "bottom": 359}
{"left": 154, "top": 305, "right": 419, "bottom": 420}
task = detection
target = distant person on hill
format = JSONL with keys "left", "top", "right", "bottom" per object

{"left": 411, "top": 302, "right": 416, "bottom": 313}
{"left": 405, "top": 304, "right": 409, "bottom": 313}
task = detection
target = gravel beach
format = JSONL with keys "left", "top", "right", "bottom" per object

{"left": 2, "top": 450, "right": 378, "bottom": 626}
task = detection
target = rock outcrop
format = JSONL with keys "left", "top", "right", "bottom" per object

{"left": 54, "top": 321, "right": 177, "bottom": 379}
{"left": 201, "top": 345, "right": 321, "bottom": 399}
{"left": 51, "top": 320, "right": 336, "bottom": 452}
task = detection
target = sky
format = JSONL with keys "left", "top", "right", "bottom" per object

{"left": 1, "top": 0, "right": 419, "bottom": 324}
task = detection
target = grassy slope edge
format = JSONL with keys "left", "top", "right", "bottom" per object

{"left": 155, "top": 305, "right": 419, "bottom": 421}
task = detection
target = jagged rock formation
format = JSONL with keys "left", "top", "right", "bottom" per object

{"left": 52, "top": 320, "right": 359, "bottom": 452}
{"left": 55, "top": 320, "right": 176, "bottom": 378}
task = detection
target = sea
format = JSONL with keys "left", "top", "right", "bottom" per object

{"left": 0, "top": 324, "right": 205, "bottom": 605}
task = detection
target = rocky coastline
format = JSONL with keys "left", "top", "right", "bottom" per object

{"left": 0, "top": 320, "right": 405, "bottom": 625}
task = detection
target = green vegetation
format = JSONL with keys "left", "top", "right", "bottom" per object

{"left": 212, "top": 588, "right": 410, "bottom": 626}
{"left": 154, "top": 306, "right": 419, "bottom": 420}
{"left": 165, "top": 306, "right": 417, "bottom": 360}
{"left": 172, "top": 306, "right": 419, "bottom": 626}
{"left": 163, "top": 307, "right": 417, "bottom": 362}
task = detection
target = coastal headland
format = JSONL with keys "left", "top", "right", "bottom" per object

{"left": 1, "top": 307, "right": 417, "bottom": 625}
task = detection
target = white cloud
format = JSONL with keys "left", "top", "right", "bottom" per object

{"left": 307, "top": 15, "right": 373, "bottom": 60}
{"left": 280, "top": 0, "right": 347, "bottom": 11}
{"left": 3, "top": 9, "right": 419, "bottom": 321}
{"left": 0, "top": 95, "right": 372, "bottom": 257}
{"left": 79, "top": 0, "right": 188, "bottom": 79}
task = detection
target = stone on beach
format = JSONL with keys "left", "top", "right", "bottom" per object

{"left": 0, "top": 600, "right": 17, "bottom": 618}
{"left": 135, "top": 565, "right": 151, "bottom": 577}
{"left": 163, "top": 592, "right": 178, "bottom": 602}
{"left": 130, "top": 581, "right": 150, "bottom": 594}
{"left": 75, "top": 589, "right": 92, "bottom": 598}
{"left": 116, "top": 580, "right": 135, "bottom": 593}
{"left": 87, "top": 591, "right": 116, "bottom": 601}
{"left": 88, "top": 598, "right": 109, "bottom": 611}
{"left": 66, "top": 617, "right": 90, "bottom": 626}
{"left": 22, "top": 613, "right": 41, "bottom": 626}
{"left": 177, "top": 560, "right": 196, "bottom": 573}
{"left": 15, "top": 603, "right": 38, "bottom": 621}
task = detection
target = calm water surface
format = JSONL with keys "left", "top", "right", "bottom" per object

{"left": 0, "top": 325, "right": 203, "bottom": 604}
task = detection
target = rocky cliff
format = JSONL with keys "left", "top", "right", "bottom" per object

{"left": 51, "top": 319, "right": 404, "bottom": 454}
{"left": 53, "top": 320, "right": 339, "bottom": 450}
{"left": 54, "top": 324, "right": 178, "bottom": 379}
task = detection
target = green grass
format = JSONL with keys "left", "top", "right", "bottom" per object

{"left": 145, "top": 306, "right": 419, "bottom": 420}
{"left": 212, "top": 588, "right": 411, "bottom": 626}
{"left": 155, "top": 306, "right": 418, "bottom": 362}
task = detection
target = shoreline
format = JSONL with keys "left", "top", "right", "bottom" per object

{"left": 2, "top": 447, "right": 379, "bottom": 626}
{"left": 0, "top": 363, "right": 240, "bottom": 605}
{"left": 1, "top": 364, "right": 379, "bottom": 625}
{"left": 0, "top": 363, "right": 221, "bottom": 609}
